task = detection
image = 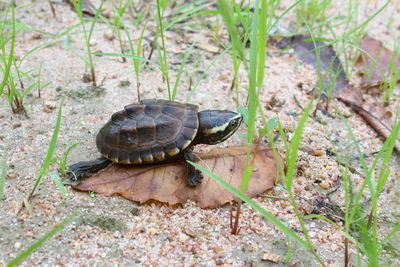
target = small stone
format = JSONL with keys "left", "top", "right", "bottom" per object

{"left": 178, "top": 233, "right": 189, "bottom": 242}
{"left": 130, "top": 207, "right": 140, "bottom": 216}
{"left": 13, "top": 123, "right": 21, "bottom": 129}
{"left": 94, "top": 49, "right": 103, "bottom": 56}
{"left": 14, "top": 241, "right": 22, "bottom": 250}
{"left": 183, "top": 228, "right": 196, "bottom": 238}
{"left": 313, "top": 150, "right": 323, "bottom": 157}
{"left": 319, "top": 182, "right": 331, "bottom": 190}
{"left": 89, "top": 39, "right": 97, "bottom": 46}
{"left": 44, "top": 101, "right": 56, "bottom": 112}
{"left": 7, "top": 169, "right": 16, "bottom": 179}
{"left": 261, "top": 252, "right": 281, "bottom": 263}
{"left": 218, "top": 74, "right": 228, "bottom": 81}
{"left": 82, "top": 73, "right": 92, "bottom": 83}
{"left": 148, "top": 228, "right": 157, "bottom": 235}
{"left": 32, "top": 33, "right": 42, "bottom": 40}
{"left": 104, "top": 31, "right": 115, "bottom": 41}
{"left": 119, "top": 80, "right": 130, "bottom": 87}
{"left": 213, "top": 246, "right": 224, "bottom": 254}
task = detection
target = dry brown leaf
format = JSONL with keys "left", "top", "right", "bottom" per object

{"left": 356, "top": 35, "right": 400, "bottom": 88}
{"left": 73, "top": 146, "right": 280, "bottom": 208}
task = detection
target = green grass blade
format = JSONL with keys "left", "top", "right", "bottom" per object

{"left": 156, "top": 0, "right": 171, "bottom": 99}
{"left": 172, "top": 42, "right": 195, "bottom": 100}
{"left": 27, "top": 98, "right": 64, "bottom": 201}
{"left": 285, "top": 98, "right": 313, "bottom": 191}
{"left": 185, "top": 46, "right": 230, "bottom": 102}
{"left": 0, "top": 4, "right": 15, "bottom": 96}
{"left": 135, "top": 21, "right": 148, "bottom": 77}
{"left": 164, "top": 3, "right": 210, "bottom": 31}
{"left": 188, "top": 161, "right": 309, "bottom": 248}
{"left": 37, "top": 98, "right": 64, "bottom": 183}
{"left": 48, "top": 171, "right": 68, "bottom": 198}
{"left": 240, "top": 0, "right": 260, "bottom": 193}
{"left": 217, "top": 0, "right": 246, "bottom": 62}
{"left": 256, "top": 0, "right": 267, "bottom": 88}
{"left": 7, "top": 215, "right": 74, "bottom": 267}
{"left": 95, "top": 52, "right": 157, "bottom": 67}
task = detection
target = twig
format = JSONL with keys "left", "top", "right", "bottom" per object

{"left": 47, "top": 0, "right": 57, "bottom": 18}
{"left": 293, "top": 95, "right": 305, "bottom": 111}
{"left": 337, "top": 97, "right": 400, "bottom": 155}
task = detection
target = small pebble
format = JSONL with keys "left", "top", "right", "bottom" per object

{"left": 319, "top": 182, "right": 331, "bottom": 190}
{"left": 89, "top": 39, "right": 97, "bottom": 46}
{"left": 130, "top": 207, "right": 140, "bottom": 216}
{"left": 313, "top": 150, "right": 323, "bottom": 157}
{"left": 213, "top": 246, "right": 224, "bottom": 254}
{"left": 14, "top": 241, "right": 22, "bottom": 250}
{"left": 119, "top": 80, "right": 131, "bottom": 87}
{"left": 178, "top": 233, "right": 189, "bottom": 242}
{"left": 183, "top": 228, "right": 197, "bottom": 238}
{"left": 43, "top": 101, "right": 56, "bottom": 112}
{"left": 148, "top": 228, "right": 158, "bottom": 235}
{"left": 261, "top": 252, "right": 281, "bottom": 262}
{"left": 32, "top": 33, "right": 42, "bottom": 40}
{"left": 82, "top": 73, "right": 92, "bottom": 83}
{"left": 104, "top": 31, "right": 115, "bottom": 41}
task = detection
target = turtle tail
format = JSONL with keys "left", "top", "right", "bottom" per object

{"left": 67, "top": 157, "right": 112, "bottom": 181}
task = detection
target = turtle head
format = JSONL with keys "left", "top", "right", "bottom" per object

{"left": 195, "top": 110, "right": 242, "bottom": 145}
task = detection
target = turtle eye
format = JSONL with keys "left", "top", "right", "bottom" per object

{"left": 228, "top": 120, "right": 237, "bottom": 130}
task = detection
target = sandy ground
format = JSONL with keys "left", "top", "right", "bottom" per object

{"left": 1, "top": 0, "right": 399, "bottom": 266}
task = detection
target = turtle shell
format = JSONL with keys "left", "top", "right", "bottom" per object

{"left": 96, "top": 99, "right": 199, "bottom": 164}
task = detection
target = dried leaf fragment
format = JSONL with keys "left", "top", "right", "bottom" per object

{"left": 261, "top": 252, "right": 282, "bottom": 263}
{"left": 73, "top": 146, "right": 281, "bottom": 208}
{"left": 356, "top": 35, "right": 400, "bottom": 88}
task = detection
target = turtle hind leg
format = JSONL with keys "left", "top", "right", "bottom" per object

{"left": 67, "top": 157, "right": 112, "bottom": 181}
{"left": 183, "top": 149, "right": 203, "bottom": 187}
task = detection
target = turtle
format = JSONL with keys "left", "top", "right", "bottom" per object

{"left": 67, "top": 99, "right": 242, "bottom": 187}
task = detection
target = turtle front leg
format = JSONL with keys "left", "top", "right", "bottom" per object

{"left": 183, "top": 149, "right": 203, "bottom": 187}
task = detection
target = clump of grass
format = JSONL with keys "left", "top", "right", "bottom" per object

{"left": 1, "top": 3, "right": 53, "bottom": 113}
{"left": 0, "top": 2, "right": 25, "bottom": 113}
{"left": 296, "top": 0, "right": 332, "bottom": 32}
{"left": 71, "top": 0, "right": 105, "bottom": 88}
{"left": 109, "top": 0, "right": 131, "bottom": 63}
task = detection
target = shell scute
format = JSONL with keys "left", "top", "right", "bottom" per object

{"left": 125, "top": 104, "right": 145, "bottom": 120}
{"left": 155, "top": 114, "right": 181, "bottom": 142}
{"left": 136, "top": 116, "right": 156, "bottom": 145}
